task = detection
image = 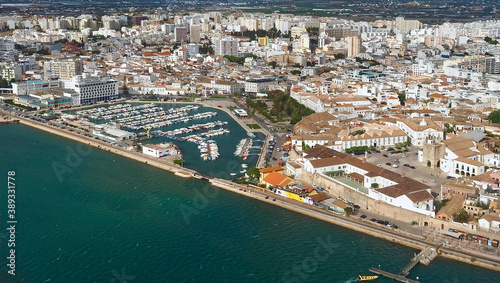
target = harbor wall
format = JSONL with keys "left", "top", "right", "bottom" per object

{"left": 303, "top": 172, "right": 432, "bottom": 225}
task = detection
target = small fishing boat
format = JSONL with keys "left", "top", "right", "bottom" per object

{"left": 358, "top": 275, "right": 378, "bottom": 281}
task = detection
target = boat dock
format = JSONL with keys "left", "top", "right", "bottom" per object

{"left": 234, "top": 138, "right": 252, "bottom": 159}
{"left": 370, "top": 244, "right": 440, "bottom": 283}
{"left": 368, "top": 268, "right": 420, "bottom": 283}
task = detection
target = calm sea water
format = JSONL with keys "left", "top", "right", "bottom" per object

{"left": 1, "top": 123, "right": 499, "bottom": 283}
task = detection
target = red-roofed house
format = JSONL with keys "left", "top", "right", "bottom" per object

{"left": 262, "top": 171, "right": 294, "bottom": 189}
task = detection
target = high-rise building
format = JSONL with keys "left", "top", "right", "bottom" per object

{"left": 132, "top": 16, "right": 148, "bottom": 26}
{"left": 215, "top": 37, "right": 238, "bottom": 57}
{"left": 62, "top": 76, "right": 119, "bottom": 105}
{"left": 346, "top": 36, "right": 360, "bottom": 58}
{"left": 44, "top": 59, "right": 83, "bottom": 80}
{"left": 190, "top": 24, "right": 201, "bottom": 43}
{"left": 395, "top": 17, "right": 422, "bottom": 33}
{"left": 175, "top": 27, "right": 188, "bottom": 43}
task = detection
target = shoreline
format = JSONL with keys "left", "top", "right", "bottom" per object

{"left": 9, "top": 115, "right": 500, "bottom": 273}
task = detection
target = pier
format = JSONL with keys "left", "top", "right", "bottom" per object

{"left": 370, "top": 244, "right": 440, "bottom": 283}
{"left": 0, "top": 115, "right": 19, "bottom": 124}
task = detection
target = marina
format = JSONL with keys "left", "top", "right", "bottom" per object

{"left": 75, "top": 104, "right": 218, "bottom": 130}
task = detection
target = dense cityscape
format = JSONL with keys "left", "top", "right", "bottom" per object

{"left": 1, "top": 1, "right": 500, "bottom": 282}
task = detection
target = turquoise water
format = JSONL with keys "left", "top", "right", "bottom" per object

{"left": 1, "top": 123, "right": 499, "bottom": 283}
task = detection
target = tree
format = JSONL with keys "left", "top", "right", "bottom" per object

{"left": 344, "top": 206, "right": 353, "bottom": 216}
{"left": 444, "top": 123, "right": 454, "bottom": 133}
{"left": 334, "top": 53, "right": 345, "bottom": 60}
{"left": 454, "top": 209, "right": 469, "bottom": 223}
{"left": 246, "top": 167, "right": 260, "bottom": 180}
{"left": 269, "top": 61, "right": 277, "bottom": 69}
{"left": 488, "top": 110, "right": 500, "bottom": 124}
{"left": 397, "top": 92, "right": 406, "bottom": 106}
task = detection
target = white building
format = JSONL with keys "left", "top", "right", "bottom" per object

{"left": 62, "top": 76, "right": 119, "bottom": 105}
{"left": 395, "top": 118, "right": 443, "bottom": 146}
{"left": 93, "top": 124, "right": 136, "bottom": 142}
{"left": 438, "top": 136, "right": 495, "bottom": 177}
{"left": 214, "top": 37, "right": 238, "bottom": 57}
{"left": 13, "top": 80, "right": 61, "bottom": 95}
{"left": 44, "top": 59, "right": 84, "bottom": 80}
{"left": 142, "top": 143, "right": 180, "bottom": 158}
{"left": 301, "top": 145, "right": 435, "bottom": 216}
{"left": 244, "top": 78, "right": 276, "bottom": 93}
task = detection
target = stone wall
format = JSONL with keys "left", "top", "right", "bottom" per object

{"left": 303, "top": 171, "right": 433, "bottom": 225}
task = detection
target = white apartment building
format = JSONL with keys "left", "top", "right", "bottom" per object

{"left": 214, "top": 37, "right": 238, "bottom": 57}
{"left": 44, "top": 59, "right": 84, "bottom": 80}
{"left": 62, "top": 76, "right": 118, "bottom": 105}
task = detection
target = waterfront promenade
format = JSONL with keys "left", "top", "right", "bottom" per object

{"left": 6, "top": 112, "right": 500, "bottom": 273}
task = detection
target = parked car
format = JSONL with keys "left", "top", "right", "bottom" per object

{"left": 410, "top": 166, "right": 416, "bottom": 169}
{"left": 404, "top": 164, "right": 410, "bottom": 167}
{"left": 386, "top": 163, "right": 391, "bottom": 166}
{"left": 360, "top": 215, "right": 367, "bottom": 219}
{"left": 392, "top": 164, "right": 399, "bottom": 168}
{"left": 429, "top": 179, "right": 436, "bottom": 183}
{"left": 383, "top": 154, "right": 388, "bottom": 157}
{"left": 377, "top": 164, "right": 383, "bottom": 167}
{"left": 369, "top": 218, "right": 377, "bottom": 222}
{"left": 446, "top": 176, "right": 456, "bottom": 180}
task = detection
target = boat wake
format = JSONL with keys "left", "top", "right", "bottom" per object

{"left": 339, "top": 277, "right": 358, "bottom": 283}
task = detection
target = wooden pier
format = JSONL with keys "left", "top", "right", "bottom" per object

{"left": 370, "top": 245, "right": 440, "bottom": 283}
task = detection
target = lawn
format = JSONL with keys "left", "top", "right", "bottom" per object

{"left": 247, "top": 124, "right": 261, "bottom": 129}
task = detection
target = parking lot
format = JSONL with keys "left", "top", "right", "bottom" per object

{"left": 362, "top": 146, "right": 448, "bottom": 199}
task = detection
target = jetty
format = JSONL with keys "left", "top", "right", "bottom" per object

{"left": 234, "top": 138, "right": 252, "bottom": 159}
{"left": 0, "top": 116, "right": 19, "bottom": 124}
{"left": 370, "top": 244, "right": 440, "bottom": 283}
